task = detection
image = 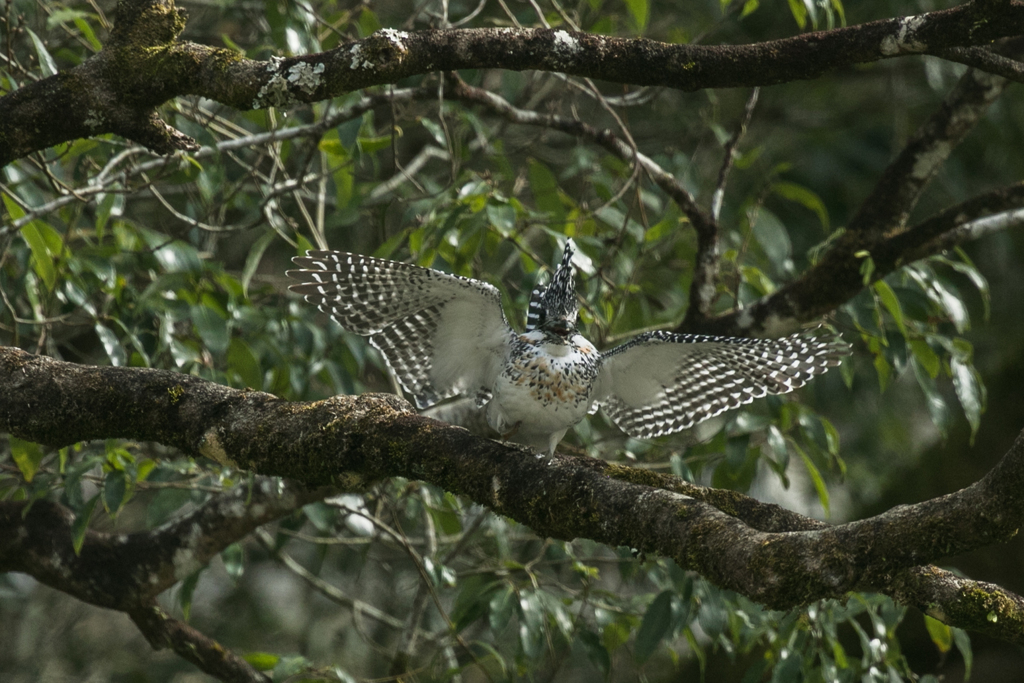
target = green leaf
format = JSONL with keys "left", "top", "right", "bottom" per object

{"left": 634, "top": 590, "right": 673, "bottom": 663}
{"left": 369, "top": 227, "right": 409, "bottom": 261}
{"left": 244, "top": 652, "right": 281, "bottom": 671}
{"left": 602, "top": 617, "right": 632, "bottom": 652}
{"left": 684, "top": 627, "right": 706, "bottom": 676}
{"left": 47, "top": 8, "right": 90, "bottom": 29}
{"left": 787, "top": 0, "right": 808, "bottom": 29}
{"left": 488, "top": 585, "right": 515, "bottom": 633}
{"left": 357, "top": 134, "right": 390, "bottom": 154}
{"left": 578, "top": 629, "right": 611, "bottom": 675}
{"left": 751, "top": 209, "right": 793, "bottom": 273}
{"left": 222, "top": 543, "right": 245, "bottom": 580}
{"left": 145, "top": 233, "right": 203, "bottom": 274}
{"left": 420, "top": 117, "right": 447, "bottom": 147}
{"left": 726, "top": 433, "right": 750, "bottom": 469}
{"left": 858, "top": 253, "right": 875, "bottom": 285}
{"left": 696, "top": 590, "right": 727, "bottom": 639}
{"left": 740, "top": 0, "right": 760, "bottom": 18}
{"left": 951, "top": 357, "right": 985, "bottom": 441}
{"left": 136, "top": 458, "right": 157, "bottom": 482}
{"left": 333, "top": 161, "right": 355, "bottom": 209}
{"left": 771, "top": 651, "right": 803, "bottom": 683}
{"left": 486, "top": 202, "right": 517, "bottom": 236}
{"left": 10, "top": 437, "right": 45, "bottom": 482}
{"left": 428, "top": 503, "right": 462, "bottom": 536}
{"left": 321, "top": 132, "right": 355, "bottom": 209}
{"left": 74, "top": 17, "right": 103, "bottom": 52}
{"left": 796, "top": 444, "right": 830, "bottom": 517}
{"left": 909, "top": 339, "right": 940, "bottom": 378}
{"left": 302, "top": 501, "right": 337, "bottom": 532}
{"left": 26, "top": 28, "right": 58, "bottom": 77}
{"left": 873, "top": 280, "right": 907, "bottom": 338}
{"left": 357, "top": 8, "right": 382, "bottom": 36}
{"left": 873, "top": 353, "right": 891, "bottom": 393}
{"left": 933, "top": 281, "right": 970, "bottom": 333}
{"left": 766, "top": 425, "right": 790, "bottom": 470}
{"left": 623, "top": 0, "right": 649, "bottom": 30}
{"left": 103, "top": 469, "right": 128, "bottom": 514}
{"left": 6, "top": 192, "right": 61, "bottom": 291}
{"left": 146, "top": 487, "right": 193, "bottom": 528}
{"left": 518, "top": 591, "right": 545, "bottom": 659}
{"left": 644, "top": 215, "right": 677, "bottom": 242}
{"left": 295, "top": 233, "right": 315, "bottom": 256}
{"left": 669, "top": 453, "right": 695, "bottom": 482}
{"left": 95, "top": 323, "right": 127, "bottom": 367}
{"left": 831, "top": 639, "right": 848, "bottom": 668}
{"left": 72, "top": 495, "right": 101, "bottom": 555}
{"left": 179, "top": 569, "right": 203, "bottom": 621}
{"left": 712, "top": 434, "right": 757, "bottom": 492}
{"left": 819, "top": 416, "right": 840, "bottom": 456}
{"left": 913, "top": 360, "right": 949, "bottom": 436}
{"left": 528, "top": 159, "right": 564, "bottom": 217}
{"left": 773, "top": 181, "right": 829, "bottom": 231}
{"left": 452, "top": 577, "right": 500, "bottom": 633}
{"left": 936, "top": 251, "right": 991, "bottom": 322}
{"left": 458, "top": 641, "right": 508, "bottom": 680}
{"left": 924, "top": 615, "right": 952, "bottom": 653}
{"left": 423, "top": 557, "right": 456, "bottom": 587}
{"left": 242, "top": 231, "right": 277, "bottom": 297}
{"left": 227, "top": 338, "right": 263, "bottom": 389}
{"left": 271, "top": 655, "right": 310, "bottom": 681}
{"left": 595, "top": 205, "right": 644, "bottom": 241}
{"left": 909, "top": 265, "right": 970, "bottom": 332}
{"left": 952, "top": 627, "right": 973, "bottom": 680}
{"left": 740, "top": 265, "right": 777, "bottom": 295}
{"left": 191, "top": 304, "right": 230, "bottom": 356}
{"left": 95, "top": 192, "right": 117, "bottom": 240}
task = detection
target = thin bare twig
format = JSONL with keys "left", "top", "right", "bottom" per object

{"left": 711, "top": 88, "right": 759, "bottom": 224}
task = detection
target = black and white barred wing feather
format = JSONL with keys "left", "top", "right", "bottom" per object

{"left": 592, "top": 330, "right": 849, "bottom": 438}
{"left": 524, "top": 283, "right": 546, "bottom": 331}
{"left": 287, "top": 251, "right": 512, "bottom": 409}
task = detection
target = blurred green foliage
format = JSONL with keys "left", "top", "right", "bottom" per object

{"left": 2, "top": 0, "right": 1023, "bottom": 681}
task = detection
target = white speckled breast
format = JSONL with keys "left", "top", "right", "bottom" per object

{"left": 485, "top": 331, "right": 599, "bottom": 452}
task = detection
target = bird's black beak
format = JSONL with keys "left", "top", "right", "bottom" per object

{"left": 550, "top": 319, "right": 573, "bottom": 337}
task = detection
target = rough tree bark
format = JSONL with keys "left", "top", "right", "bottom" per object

{"left": 2, "top": 0, "right": 1024, "bottom": 167}
{"left": 4, "top": 0, "right": 1024, "bottom": 680}
{"left": 3, "top": 346, "right": 1024, "bottom": 649}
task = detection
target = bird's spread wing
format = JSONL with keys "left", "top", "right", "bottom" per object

{"left": 592, "top": 329, "right": 849, "bottom": 438}
{"left": 287, "top": 250, "right": 513, "bottom": 409}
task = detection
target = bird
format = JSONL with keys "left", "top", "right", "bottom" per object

{"left": 286, "top": 239, "right": 850, "bottom": 457}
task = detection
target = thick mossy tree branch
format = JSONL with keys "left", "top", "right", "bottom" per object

{"left": 0, "top": 477, "right": 320, "bottom": 683}
{"left": 620, "top": 467, "right": 1024, "bottom": 643}
{"left": 691, "top": 181, "right": 1024, "bottom": 338}
{"left": 934, "top": 46, "right": 1024, "bottom": 82}
{"left": 930, "top": 35, "right": 1024, "bottom": 83}
{"left": 0, "top": 0, "right": 207, "bottom": 165}
{"left": 0, "top": 478, "right": 325, "bottom": 610}
{"left": 3, "top": 0, "right": 1024, "bottom": 166}
{"left": 889, "top": 568, "right": 1024, "bottom": 644}
{"left": 845, "top": 70, "right": 1008, "bottom": 240}
{"left": 129, "top": 604, "right": 271, "bottom": 683}
{"left": 4, "top": 345, "right": 1024, "bottom": 644}
{"left": 887, "top": 182, "right": 1024, "bottom": 259}
{"left": 691, "top": 66, "right": 1013, "bottom": 337}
